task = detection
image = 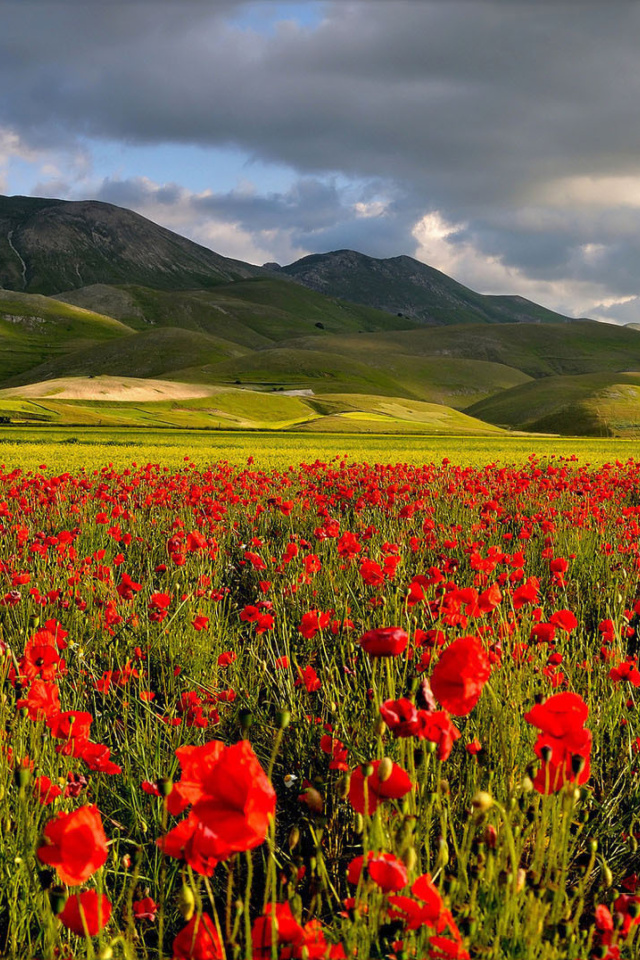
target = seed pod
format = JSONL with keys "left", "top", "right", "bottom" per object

{"left": 177, "top": 883, "right": 195, "bottom": 920}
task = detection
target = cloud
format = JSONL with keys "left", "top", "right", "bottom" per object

{"left": 4, "top": 2, "right": 640, "bottom": 320}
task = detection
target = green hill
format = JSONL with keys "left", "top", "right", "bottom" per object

{"left": 467, "top": 371, "right": 640, "bottom": 436}
{"left": 0, "top": 289, "right": 133, "bottom": 383}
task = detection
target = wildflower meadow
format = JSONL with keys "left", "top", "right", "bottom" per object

{"left": 2, "top": 451, "right": 640, "bottom": 959}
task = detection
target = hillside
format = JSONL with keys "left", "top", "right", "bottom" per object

{"left": 0, "top": 288, "right": 133, "bottom": 384}
{"left": 279, "top": 249, "right": 581, "bottom": 326}
{"left": 467, "top": 371, "right": 640, "bottom": 437}
{"left": 0, "top": 195, "right": 266, "bottom": 294}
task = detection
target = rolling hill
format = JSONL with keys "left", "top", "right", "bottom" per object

{"left": 2, "top": 193, "right": 640, "bottom": 438}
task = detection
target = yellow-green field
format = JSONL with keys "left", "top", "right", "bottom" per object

{"left": 2, "top": 426, "right": 640, "bottom": 472}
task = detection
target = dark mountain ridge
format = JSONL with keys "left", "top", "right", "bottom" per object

{"left": 280, "top": 249, "right": 583, "bottom": 326}
{"left": 0, "top": 195, "right": 266, "bottom": 295}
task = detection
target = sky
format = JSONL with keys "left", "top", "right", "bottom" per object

{"left": 2, "top": 0, "right": 640, "bottom": 323}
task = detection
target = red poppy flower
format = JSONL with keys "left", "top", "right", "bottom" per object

{"left": 33, "top": 775, "right": 62, "bottom": 805}
{"left": 549, "top": 609, "right": 578, "bottom": 633}
{"left": 368, "top": 852, "right": 408, "bottom": 892}
{"left": 58, "top": 890, "right": 112, "bottom": 937}
{"left": 430, "top": 635, "right": 491, "bottom": 716}
{"left": 415, "top": 710, "right": 461, "bottom": 761}
{"left": 348, "top": 760, "right": 412, "bottom": 815}
{"left": 172, "top": 913, "right": 223, "bottom": 959}
{"left": 132, "top": 896, "right": 158, "bottom": 922}
{"left": 359, "top": 627, "right": 408, "bottom": 658}
{"left": 37, "top": 804, "right": 108, "bottom": 885}
{"left": 163, "top": 740, "right": 275, "bottom": 862}
{"left": 380, "top": 698, "right": 420, "bottom": 737}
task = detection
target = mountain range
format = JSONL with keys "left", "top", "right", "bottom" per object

{"left": 1, "top": 193, "right": 639, "bottom": 437}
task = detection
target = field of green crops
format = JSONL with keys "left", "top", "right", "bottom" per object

{"left": 2, "top": 427, "right": 640, "bottom": 472}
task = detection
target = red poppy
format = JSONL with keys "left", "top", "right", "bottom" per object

{"left": 430, "top": 636, "right": 491, "bottom": 716}
{"left": 58, "top": 890, "right": 112, "bottom": 937}
{"left": 525, "top": 692, "right": 591, "bottom": 794}
{"left": 359, "top": 627, "right": 408, "bottom": 658}
{"left": 132, "top": 897, "right": 158, "bottom": 922}
{"left": 172, "top": 913, "right": 223, "bottom": 960}
{"left": 348, "top": 760, "right": 412, "bottom": 815}
{"left": 163, "top": 740, "right": 275, "bottom": 863}
{"left": 380, "top": 698, "right": 420, "bottom": 737}
{"left": 415, "top": 710, "right": 461, "bottom": 761}
{"left": 37, "top": 804, "right": 108, "bottom": 885}
{"left": 368, "top": 853, "right": 408, "bottom": 892}
{"left": 33, "top": 775, "right": 62, "bottom": 805}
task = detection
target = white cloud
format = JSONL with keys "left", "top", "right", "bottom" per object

{"left": 412, "top": 209, "right": 631, "bottom": 323}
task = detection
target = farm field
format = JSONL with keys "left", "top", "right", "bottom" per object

{"left": 2, "top": 442, "right": 640, "bottom": 959}
{"left": 2, "top": 427, "right": 640, "bottom": 472}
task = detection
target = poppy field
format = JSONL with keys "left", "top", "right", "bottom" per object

{"left": 3, "top": 449, "right": 640, "bottom": 959}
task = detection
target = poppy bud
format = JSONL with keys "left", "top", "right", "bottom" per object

{"left": 354, "top": 813, "right": 364, "bottom": 835}
{"left": 49, "top": 886, "right": 67, "bottom": 915}
{"left": 37, "top": 868, "right": 55, "bottom": 890}
{"left": 588, "top": 839, "right": 598, "bottom": 854}
{"left": 360, "top": 762, "right": 374, "bottom": 778}
{"left": 288, "top": 826, "right": 300, "bottom": 851}
{"left": 374, "top": 716, "right": 386, "bottom": 736}
{"left": 628, "top": 901, "right": 640, "bottom": 919}
{"left": 437, "top": 838, "right": 449, "bottom": 866}
{"left": 14, "top": 765, "right": 30, "bottom": 789}
{"left": 377, "top": 757, "right": 394, "bottom": 783}
{"left": 540, "top": 746, "right": 553, "bottom": 763}
{"left": 276, "top": 709, "right": 291, "bottom": 729}
{"left": 401, "top": 846, "right": 417, "bottom": 871}
{"left": 472, "top": 791, "right": 493, "bottom": 813}
{"left": 338, "top": 773, "right": 351, "bottom": 799}
{"left": 99, "top": 948, "right": 114, "bottom": 960}
{"left": 177, "top": 883, "right": 195, "bottom": 920}
{"left": 601, "top": 863, "right": 613, "bottom": 888}
{"left": 239, "top": 709, "right": 253, "bottom": 731}
{"left": 570, "top": 754, "right": 586, "bottom": 776}
{"left": 484, "top": 825, "right": 497, "bottom": 849}
{"left": 157, "top": 778, "right": 173, "bottom": 797}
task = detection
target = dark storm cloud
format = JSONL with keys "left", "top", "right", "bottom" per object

{"left": 4, "top": 1, "right": 640, "bottom": 316}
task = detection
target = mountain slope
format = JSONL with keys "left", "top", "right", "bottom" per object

{"left": 0, "top": 195, "right": 266, "bottom": 295}
{"left": 279, "top": 249, "right": 582, "bottom": 326}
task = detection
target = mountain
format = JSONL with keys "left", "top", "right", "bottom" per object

{"left": 0, "top": 195, "right": 266, "bottom": 295}
{"left": 280, "top": 249, "right": 581, "bottom": 326}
